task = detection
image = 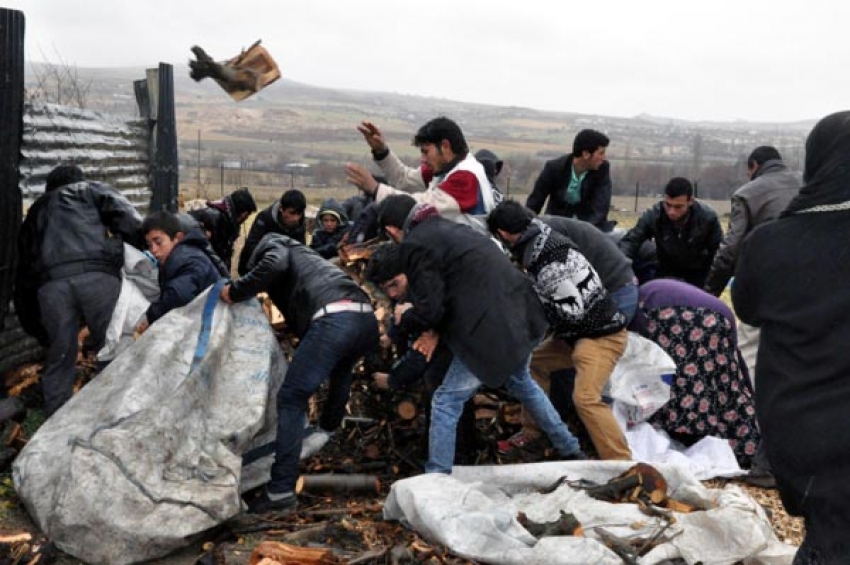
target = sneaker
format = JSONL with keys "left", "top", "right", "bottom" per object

{"left": 300, "top": 427, "right": 333, "bottom": 459}
{"left": 496, "top": 431, "right": 546, "bottom": 457}
{"left": 246, "top": 490, "right": 297, "bottom": 515}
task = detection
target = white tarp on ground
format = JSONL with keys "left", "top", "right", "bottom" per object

{"left": 13, "top": 284, "right": 287, "bottom": 565}
{"left": 384, "top": 461, "right": 797, "bottom": 565}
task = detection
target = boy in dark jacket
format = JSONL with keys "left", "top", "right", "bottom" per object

{"left": 135, "top": 211, "right": 226, "bottom": 333}
{"left": 310, "top": 198, "right": 349, "bottom": 259}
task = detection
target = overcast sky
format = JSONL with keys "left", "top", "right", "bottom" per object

{"left": 4, "top": 1, "right": 847, "bottom": 123}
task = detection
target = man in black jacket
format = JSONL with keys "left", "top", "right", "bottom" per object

{"left": 618, "top": 177, "right": 722, "bottom": 288}
{"left": 526, "top": 129, "right": 614, "bottom": 231}
{"left": 221, "top": 234, "right": 379, "bottom": 514}
{"left": 378, "top": 195, "right": 585, "bottom": 474}
{"left": 237, "top": 189, "right": 307, "bottom": 275}
{"left": 15, "top": 164, "right": 142, "bottom": 416}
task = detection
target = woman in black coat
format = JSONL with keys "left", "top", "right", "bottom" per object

{"left": 733, "top": 111, "right": 850, "bottom": 565}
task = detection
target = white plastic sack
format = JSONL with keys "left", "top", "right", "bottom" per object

{"left": 384, "top": 461, "right": 797, "bottom": 565}
{"left": 98, "top": 244, "right": 159, "bottom": 362}
{"left": 13, "top": 283, "right": 287, "bottom": 565}
{"left": 608, "top": 332, "right": 676, "bottom": 426}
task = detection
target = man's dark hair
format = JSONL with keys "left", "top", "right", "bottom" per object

{"left": 45, "top": 164, "right": 85, "bottom": 192}
{"left": 572, "top": 129, "right": 610, "bottom": 157}
{"left": 747, "top": 146, "right": 783, "bottom": 168}
{"left": 664, "top": 177, "right": 694, "bottom": 198}
{"left": 142, "top": 210, "right": 183, "bottom": 239}
{"left": 229, "top": 187, "right": 257, "bottom": 216}
{"left": 280, "top": 189, "right": 307, "bottom": 213}
{"left": 378, "top": 195, "right": 417, "bottom": 231}
{"left": 365, "top": 243, "right": 404, "bottom": 285}
{"left": 413, "top": 116, "right": 468, "bottom": 156}
{"left": 487, "top": 200, "right": 534, "bottom": 236}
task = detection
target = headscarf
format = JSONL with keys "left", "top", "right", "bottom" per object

{"left": 784, "top": 111, "right": 850, "bottom": 215}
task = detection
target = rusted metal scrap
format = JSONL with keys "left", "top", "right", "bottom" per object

{"left": 189, "top": 40, "right": 280, "bottom": 101}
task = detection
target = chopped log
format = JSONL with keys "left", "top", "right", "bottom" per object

{"left": 662, "top": 498, "right": 696, "bottom": 513}
{"left": 189, "top": 40, "right": 281, "bottom": 102}
{"left": 295, "top": 474, "right": 380, "bottom": 495}
{"left": 248, "top": 541, "right": 340, "bottom": 565}
{"left": 0, "top": 532, "right": 32, "bottom": 544}
{"left": 395, "top": 397, "right": 418, "bottom": 421}
{"left": 583, "top": 463, "right": 669, "bottom": 505}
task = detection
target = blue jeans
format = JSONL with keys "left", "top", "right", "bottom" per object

{"left": 425, "top": 355, "right": 581, "bottom": 473}
{"left": 609, "top": 280, "right": 639, "bottom": 326}
{"left": 268, "top": 311, "right": 379, "bottom": 494}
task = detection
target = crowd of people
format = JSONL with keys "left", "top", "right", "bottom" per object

{"left": 14, "top": 110, "right": 850, "bottom": 564}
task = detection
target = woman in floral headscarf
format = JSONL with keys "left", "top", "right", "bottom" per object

{"left": 629, "top": 278, "right": 760, "bottom": 467}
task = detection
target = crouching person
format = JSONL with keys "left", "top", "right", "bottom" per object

{"left": 365, "top": 244, "right": 480, "bottom": 464}
{"left": 136, "top": 211, "right": 228, "bottom": 333}
{"left": 220, "top": 234, "right": 379, "bottom": 513}
{"left": 378, "top": 195, "right": 586, "bottom": 475}
{"left": 488, "top": 200, "right": 631, "bottom": 461}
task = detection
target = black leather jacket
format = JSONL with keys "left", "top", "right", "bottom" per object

{"left": 619, "top": 200, "right": 722, "bottom": 287}
{"left": 229, "top": 234, "right": 369, "bottom": 338}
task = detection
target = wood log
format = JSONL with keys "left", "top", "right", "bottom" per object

{"left": 189, "top": 40, "right": 281, "bottom": 102}
{"left": 395, "top": 397, "right": 418, "bottom": 421}
{"left": 295, "top": 474, "right": 380, "bottom": 495}
{"left": 249, "top": 541, "right": 340, "bottom": 565}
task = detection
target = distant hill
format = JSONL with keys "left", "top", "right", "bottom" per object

{"left": 24, "top": 62, "right": 813, "bottom": 199}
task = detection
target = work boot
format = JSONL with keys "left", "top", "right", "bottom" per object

{"left": 300, "top": 427, "right": 333, "bottom": 459}
{"left": 246, "top": 489, "right": 297, "bottom": 515}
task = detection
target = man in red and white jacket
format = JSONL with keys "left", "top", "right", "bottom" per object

{"left": 345, "top": 117, "right": 495, "bottom": 230}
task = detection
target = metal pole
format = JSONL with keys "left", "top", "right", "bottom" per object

{"left": 634, "top": 182, "right": 640, "bottom": 212}
{"left": 220, "top": 163, "right": 224, "bottom": 197}
{"left": 197, "top": 129, "right": 201, "bottom": 197}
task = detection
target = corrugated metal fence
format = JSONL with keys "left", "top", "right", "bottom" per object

{"left": 0, "top": 7, "right": 179, "bottom": 380}
{"left": 18, "top": 103, "right": 151, "bottom": 211}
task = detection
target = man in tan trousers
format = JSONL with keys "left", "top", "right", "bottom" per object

{"left": 487, "top": 200, "right": 631, "bottom": 460}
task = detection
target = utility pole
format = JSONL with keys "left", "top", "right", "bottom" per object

{"left": 197, "top": 129, "right": 202, "bottom": 198}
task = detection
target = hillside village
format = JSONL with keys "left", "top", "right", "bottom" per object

{"left": 43, "top": 63, "right": 811, "bottom": 201}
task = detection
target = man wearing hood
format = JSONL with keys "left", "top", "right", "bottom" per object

{"left": 237, "top": 189, "right": 307, "bottom": 275}
{"left": 189, "top": 187, "right": 257, "bottom": 271}
{"left": 14, "top": 164, "right": 142, "bottom": 416}
{"left": 377, "top": 195, "right": 586, "bottom": 474}
{"left": 310, "top": 198, "right": 349, "bottom": 259}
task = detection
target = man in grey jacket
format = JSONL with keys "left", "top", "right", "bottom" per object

{"left": 704, "top": 146, "right": 800, "bottom": 296}
{"left": 15, "top": 164, "right": 142, "bottom": 416}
